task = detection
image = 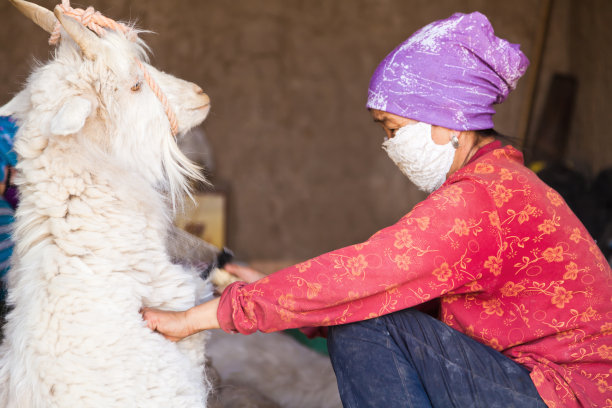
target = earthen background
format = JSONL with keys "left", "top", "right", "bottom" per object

{"left": 0, "top": 0, "right": 610, "bottom": 263}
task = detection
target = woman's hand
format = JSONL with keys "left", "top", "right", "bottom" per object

{"left": 141, "top": 297, "right": 221, "bottom": 342}
{"left": 224, "top": 263, "right": 265, "bottom": 283}
{"left": 140, "top": 308, "right": 191, "bottom": 342}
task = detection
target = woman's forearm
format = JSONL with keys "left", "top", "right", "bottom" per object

{"left": 186, "top": 297, "right": 221, "bottom": 334}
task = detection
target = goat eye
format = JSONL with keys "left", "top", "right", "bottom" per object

{"left": 130, "top": 81, "right": 142, "bottom": 92}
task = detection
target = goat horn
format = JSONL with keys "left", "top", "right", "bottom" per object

{"left": 53, "top": 6, "right": 100, "bottom": 61}
{"left": 9, "top": 0, "right": 56, "bottom": 33}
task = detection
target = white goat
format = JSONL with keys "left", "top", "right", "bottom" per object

{"left": 0, "top": 1, "right": 212, "bottom": 406}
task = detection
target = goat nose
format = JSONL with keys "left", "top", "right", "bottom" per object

{"left": 193, "top": 84, "right": 205, "bottom": 95}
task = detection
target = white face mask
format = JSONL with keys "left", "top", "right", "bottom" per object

{"left": 382, "top": 122, "right": 456, "bottom": 193}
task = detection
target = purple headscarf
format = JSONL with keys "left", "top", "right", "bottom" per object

{"left": 366, "top": 12, "right": 529, "bottom": 130}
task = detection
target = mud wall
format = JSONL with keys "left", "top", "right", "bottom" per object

{"left": 0, "top": 0, "right": 609, "bottom": 262}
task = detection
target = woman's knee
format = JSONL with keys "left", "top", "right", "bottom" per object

{"left": 328, "top": 308, "right": 427, "bottom": 345}
{"left": 328, "top": 318, "right": 375, "bottom": 346}
{"left": 327, "top": 316, "right": 390, "bottom": 356}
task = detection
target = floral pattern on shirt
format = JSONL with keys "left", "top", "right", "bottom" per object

{"left": 219, "top": 145, "right": 612, "bottom": 408}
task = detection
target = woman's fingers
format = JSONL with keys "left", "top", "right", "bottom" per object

{"left": 140, "top": 307, "right": 189, "bottom": 342}
{"left": 224, "top": 263, "right": 266, "bottom": 283}
{"left": 141, "top": 308, "right": 162, "bottom": 333}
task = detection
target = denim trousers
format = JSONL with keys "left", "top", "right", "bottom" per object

{"left": 327, "top": 308, "right": 547, "bottom": 408}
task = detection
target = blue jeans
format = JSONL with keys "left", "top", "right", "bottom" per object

{"left": 327, "top": 309, "right": 547, "bottom": 408}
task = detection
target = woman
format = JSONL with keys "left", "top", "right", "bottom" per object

{"left": 143, "top": 12, "right": 611, "bottom": 407}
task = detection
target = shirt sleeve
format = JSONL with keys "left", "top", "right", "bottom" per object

{"left": 218, "top": 179, "right": 501, "bottom": 334}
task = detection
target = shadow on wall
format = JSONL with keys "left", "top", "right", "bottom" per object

{"left": 535, "top": 165, "right": 612, "bottom": 266}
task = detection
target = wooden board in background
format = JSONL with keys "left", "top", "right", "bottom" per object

{"left": 175, "top": 192, "right": 227, "bottom": 249}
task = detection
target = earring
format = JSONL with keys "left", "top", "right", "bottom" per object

{"left": 451, "top": 134, "right": 459, "bottom": 149}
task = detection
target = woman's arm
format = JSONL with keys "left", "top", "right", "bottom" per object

{"left": 218, "top": 180, "right": 501, "bottom": 335}
{"left": 141, "top": 264, "right": 266, "bottom": 340}
{"left": 141, "top": 297, "right": 221, "bottom": 342}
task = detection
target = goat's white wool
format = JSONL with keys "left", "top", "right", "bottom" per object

{"left": 0, "top": 17, "right": 212, "bottom": 408}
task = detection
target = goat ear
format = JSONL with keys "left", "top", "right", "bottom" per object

{"left": 0, "top": 89, "right": 30, "bottom": 117}
{"left": 50, "top": 96, "right": 93, "bottom": 135}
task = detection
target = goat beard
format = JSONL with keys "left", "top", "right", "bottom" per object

{"left": 161, "top": 133, "right": 207, "bottom": 210}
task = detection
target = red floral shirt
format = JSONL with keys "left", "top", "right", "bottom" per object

{"left": 218, "top": 144, "right": 612, "bottom": 407}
